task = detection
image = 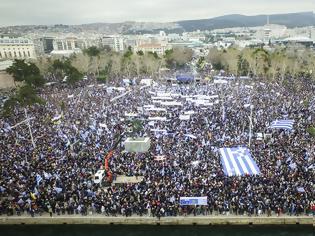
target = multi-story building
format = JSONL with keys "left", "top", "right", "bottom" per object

{"left": 0, "top": 37, "right": 36, "bottom": 59}
{"left": 33, "top": 37, "right": 54, "bottom": 55}
{"left": 53, "top": 37, "right": 78, "bottom": 51}
{"left": 101, "top": 36, "right": 124, "bottom": 52}
{"left": 167, "top": 33, "right": 181, "bottom": 41}
{"left": 134, "top": 43, "right": 170, "bottom": 55}
{"left": 52, "top": 37, "right": 99, "bottom": 51}
{"left": 310, "top": 27, "right": 315, "bottom": 42}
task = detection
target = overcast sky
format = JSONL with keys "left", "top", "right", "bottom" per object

{"left": 0, "top": 0, "right": 314, "bottom": 26}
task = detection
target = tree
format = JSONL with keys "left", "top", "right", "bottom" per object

{"left": 123, "top": 46, "right": 133, "bottom": 58}
{"left": 6, "top": 59, "right": 45, "bottom": 87}
{"left": 207, "top": 48, "right": 226, "bottom": 71}
{"left": 109, "top": 53, "right": 122, "bottom": 79}
{"left": 84, "top": 46, "right": 101, "bottom": 57}
{"left": 50, "top": 59, "right": 82, "bottom": 84}
{"left": 164, "top": 47, "right": 193, "bottom": 69}
{"left": 32, "top": 56, "right": 51, "bottom": 75}
{"left": 3, "top": 60, "right": 46, "bottom": 116}
{"left": 2, "top": 84, "right": 45, "bottom": 116}
{"left": 237, "top": 55, "right": 250, "bottom": 76}
{"left": 84, "top": 46, "right": 101, "bottom": 75}
{"left": 71, "top": 53, "right": 90, "bottom": 73}
{"left": 143, "top": 53, "right": 160, "bottom": 77}
{"left": 252, "top": 48, "right": 270, "bottom": 77}
{"left": 136, "top": 50, "right": 144, "bottom": 56}
{"left": 66, "top": 66, "right": 82, "bottom": 85}
{"left": 132, "top": 54, "right": 143, "bottom": 76}
{"left": 147, "top": 51, "right": 159, "bottom": 59}
{"left": 196, "top": 56, "right": 205, "bottom": 71}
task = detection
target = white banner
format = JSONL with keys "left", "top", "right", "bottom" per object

{"left": 180, "top": 197, "right": 207, "bottom": 205}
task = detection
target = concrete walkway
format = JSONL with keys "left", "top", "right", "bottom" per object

{"left": 0, "top": 215, "right": 313, "bottom": 225}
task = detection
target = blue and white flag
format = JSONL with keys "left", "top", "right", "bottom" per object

{"left": 43, "top": 171, "right": 52, "bottom": 180}
{"left": 54, "top": 187, "right": 63, "bottom": 193}
{"left": 36, "top": 174, "right": 43, "bottom": 186}
{"left": 270, "top": 119, "right": 294, "bottom": 130}
{"left": 219, "top": 147, "right": 260, "bottom": 176}
{"left": 222, "top": 104, "right": 226, "bottom": 122}
{"left": 296, "top": 187, "right": 305, "bottom": 193}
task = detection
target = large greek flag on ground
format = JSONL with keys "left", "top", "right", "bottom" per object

{"left": 219, "top": 147, "right": 260, "bottom": 176}
{"left": 270, "top": 119, "right": 294, "bottom": 130}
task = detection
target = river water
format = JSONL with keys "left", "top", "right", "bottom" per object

{"left": 0, "top": 225, "right": 313, "bottom": 236}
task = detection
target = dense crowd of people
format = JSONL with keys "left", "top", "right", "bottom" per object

{"left": 0, "top": 76, "right": 314, "bottom": 218}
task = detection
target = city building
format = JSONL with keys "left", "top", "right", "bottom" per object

{"left": 167, "top": 33, "right": 181, "bottom": 41}
{"left": 278, "top": 36, "right": 314, "bottom": 47}
{"left": 0, "top": 37, "right": 36, "bottom": 59}
{"left": 33, "top": 37, "right": 54, "bottom": 56}
{"left": 52, "top": 36, "right": 100, "bottom": 51}
{"left": 255, "top": 24, "right": 288, "bottom": 43}
{"left": 53, "top": 37, "right": 78, "bottom": 51}
{"left": 50, "top": 48, "right": 82, "bottom": 57}
{"left": 134, "top": 43, "right": 169, "bottom": 55}
{"left": 311, "top": 27, "right": 315, "bottom": 42}
{"left": 101, "top": 36, "right": 124, "bottom": 52}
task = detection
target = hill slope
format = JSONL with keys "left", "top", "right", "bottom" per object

{"left": 176, "top": 12, "right": 315, "bottom": 31}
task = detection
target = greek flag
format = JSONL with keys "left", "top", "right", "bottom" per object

{"left": 36, "top": 174, "right": 43, "bottom": 186}
{"left": 270, "top": 119, "right": 294, "bottom": 130}
{"left": 219, "top": 147, "right": 260, "bottom": 176}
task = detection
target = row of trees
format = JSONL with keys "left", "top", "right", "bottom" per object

{"left": 206, "top": 45, "right": 315, "bottom": 80}
{"left": 2, "top": 46, "right": 193, "bottom": 116}
{"left": 34, "top": 46, "right": 193, "bottom": 83}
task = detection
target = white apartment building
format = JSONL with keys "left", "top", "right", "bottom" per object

{"left": 101, "top": 36, "right": 124, "bottom": 52}
{"left": 0, "top": 37, "right": 36, "bottom": 59}
{"left": 53, "top": 37, "right": 78, "bottom": 51}
{"left": 52, "top": 37, "right": 99, "bottom": 51}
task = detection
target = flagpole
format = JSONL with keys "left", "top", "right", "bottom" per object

{"left": 248, "top": 105, "right": 253, "bottom": 147}
{"left": 24, "top": 108, "right": 36, "bottom": 148}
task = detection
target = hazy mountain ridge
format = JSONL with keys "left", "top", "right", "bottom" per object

{"left": 177, "top": 12, "right": 315, "bottom": 31}
{"left": 0, "top": 12, "right": 313, "bottom": 35}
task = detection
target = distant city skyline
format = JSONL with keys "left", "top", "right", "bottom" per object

{"left": 0, "top": 0, "right": 314, "bottom": 26}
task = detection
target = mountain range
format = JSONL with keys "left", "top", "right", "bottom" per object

{"left": 176, "top": 12, "right": 315, "bottom": 32}
{"left": 0, "top": 12, "right": 314, "bottom": 35}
